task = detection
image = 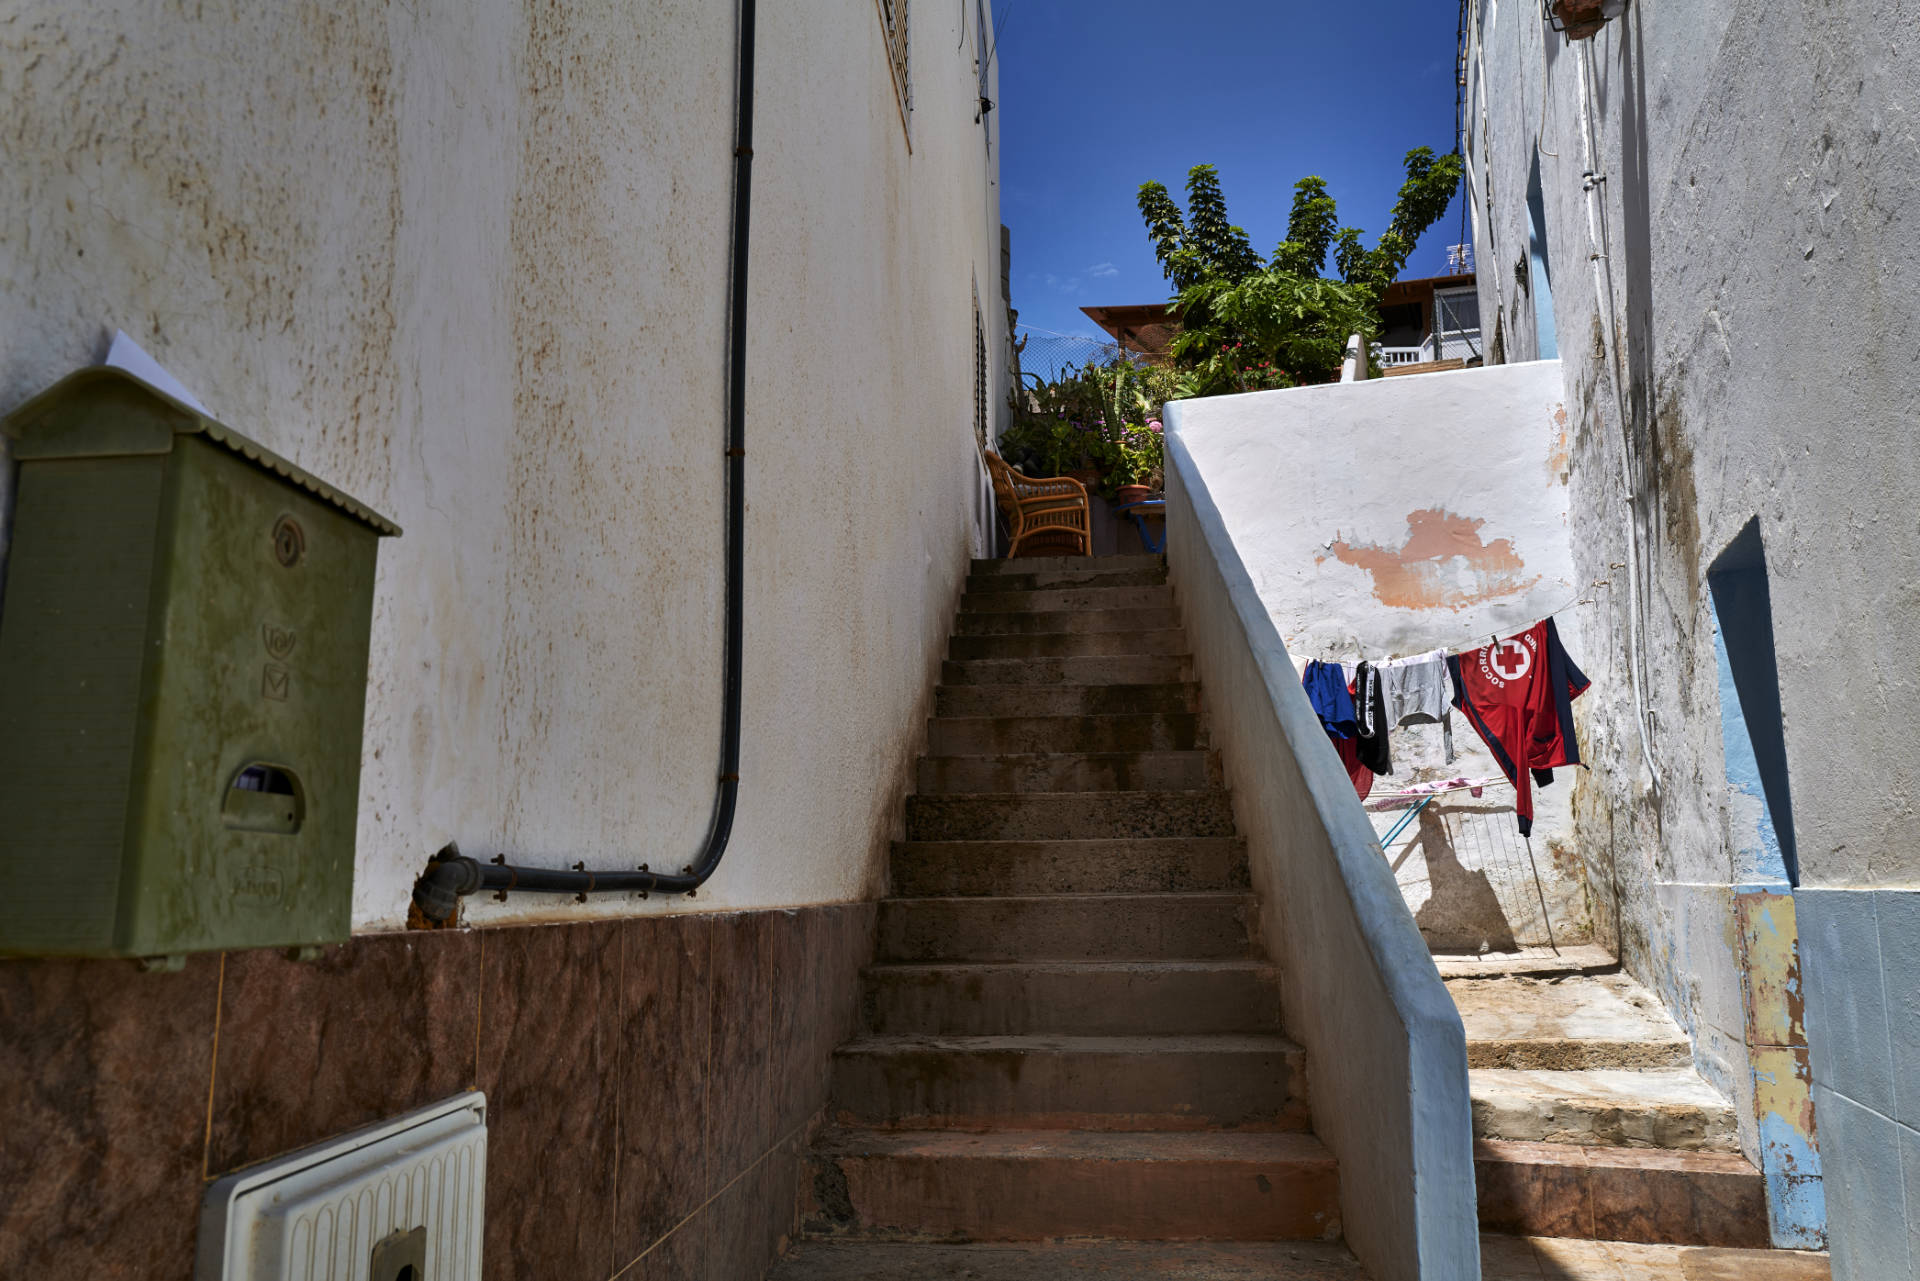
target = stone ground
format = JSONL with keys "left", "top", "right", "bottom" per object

{"left": 771, "top": 1235, "right": 1831, "bottom": 1279}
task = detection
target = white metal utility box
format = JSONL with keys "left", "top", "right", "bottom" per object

{"left": 196, "top": 1092, "right": 486, "bottom": 1281}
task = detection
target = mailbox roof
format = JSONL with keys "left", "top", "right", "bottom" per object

{"left": 3, "top": 367, "right": 402, "bottom": 536}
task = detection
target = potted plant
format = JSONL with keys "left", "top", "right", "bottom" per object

{"left": 1094, "top": 421, "right": 1162, "bottom": 505}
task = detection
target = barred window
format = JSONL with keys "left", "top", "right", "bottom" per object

{"left": 876, "top": 0, "right": 910, "bottom": 135}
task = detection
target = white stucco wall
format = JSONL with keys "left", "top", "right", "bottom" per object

{"left": 1468, "top": 1, "right": 1920, "bottom": 1267}
{"left": 0, "top": 0, "right": 1008, "bottom": 929}
{"left": 1165, "top": 363, "right": 1590, "bottom": 950}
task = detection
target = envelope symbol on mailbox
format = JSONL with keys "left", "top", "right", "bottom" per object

{"left": 262, "top": 664, "right": 291, "bottom": 702}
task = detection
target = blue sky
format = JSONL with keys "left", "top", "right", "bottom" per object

{"left": 996, "top": 0, "right": 1468, "bottom": 338}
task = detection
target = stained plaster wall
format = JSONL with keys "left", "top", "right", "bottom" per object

{"left": 1163, "top": 364, "right": 1590, "bottom": 953}
{"left": 0, "top": 0, "right": 1008, "bottom": 930}
{"left": 1467, "top": 0, "right": 1920, "bottom": 1265}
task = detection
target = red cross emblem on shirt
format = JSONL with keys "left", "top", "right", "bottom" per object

{"left": 1490, "top": 638, "right": 1533, "bottom": 682}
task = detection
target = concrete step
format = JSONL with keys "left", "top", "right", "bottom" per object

{"left": 904, "top": 790, "right": 1235, "bottom": 842}
{"left": 964, "top": 566, "right": 1167, "bottom": 593}
{"left": 890, "top": 838, "right": 1249, "bottom": 897}
{"left": 1474, "top": 1138, "right": 1767, "bottom": 1247}
{"left": 928, "top": 713, "right": 1202, "bottom": 755}
{"left": 934, "top": 682, "right": 1200, "bottom": 718}
{"left": 862, "top": 960, "right": 1283, "bottom": 1036}
{"left": 774, "top": 1233, "right": 1834, "bottom": 1281}
{"left": 1449, "top": 974, "right": 1694, "bottom": 1070}
{"left": 947, "top": 629, "right": 1189, "bottom": 661}
{"left": 803, "top": 1128, "right": 1340, "bottom": 1242}
{"left": 1470, "top": 1068, "right": 1741, "bottom": 1151}
{"left": 831, "top": 1032, "right": 1309, "bottom": 1131}
{"left": 961, "top": 585, "right": 1174, "bottom": 614}
{"left": 876, "top": 893, "right": 1254, "bottom": 962}
{"left": 940, "top": 654, "right": 1191, "bottom": 687}
{"left": 914, "top": 751, "right": 1219, "bottom": 795}
{"left": 771, "top": 1241, "right": 1370, "bottom": 1281}
{"left": 953, "top": 607, "right": 1181, "bottom": 636}
{"left": 970, "top": 553, "right": 1165, "bottom": 577}
{"left": 1481, "top": 1234, "right": 1835, "bottom": 1279}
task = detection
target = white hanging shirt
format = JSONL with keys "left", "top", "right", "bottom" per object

{"left": 1380, "top": 649, "right": 1455, "bottom": 725}
{"left": 1381, "top": 650, "right": 1457, "bottom": 763}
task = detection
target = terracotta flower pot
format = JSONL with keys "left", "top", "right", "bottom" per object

{"left": 1115, "top": 484, "right": 1152, "bottom": 507}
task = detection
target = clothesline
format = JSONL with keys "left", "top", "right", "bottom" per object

{"left": 1300, "top": 590, "right": 1597, "bottom": 666}
{"left": 1299, "top": 612, "right": 1592, "bottom": 841}
{"left": 1362, "top": 776, "right": 1513, "bottom": 812}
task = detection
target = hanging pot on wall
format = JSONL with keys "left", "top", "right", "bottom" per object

{"left": 1543, "top": 0, "right": 1623, "bottom": 40}
{"left": 1115, "top": 484, "right": 1152, "bottom": 507}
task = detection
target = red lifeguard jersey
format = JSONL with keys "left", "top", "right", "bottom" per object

{"left": 1446, "top": 618, "right": 1590, "bottom": 835}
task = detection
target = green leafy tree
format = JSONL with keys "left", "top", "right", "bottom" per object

{"left": 1329, "top": 147, "right": 1464, "bottom": 293}
{"left": 1135, "top": 149, "right": 1463, "bottom": 393}
{"left": 1171, "top": 272, "right": 1379, "bottom": 397}
{"left": 1137, "top": 164, "right": 1263, "bottom": 292}
{"left": 1272, "top": 177, "right": 1339, "bottom": 277}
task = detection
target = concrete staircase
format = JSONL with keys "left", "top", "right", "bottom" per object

{"left": 780, "top": 555, "right": 1355, "bottom": 1273}
{"left": 766, "top": 552, "right": 1829, "bottom": 1280}
{"left": 1441, "top": 950, "right": 1775, "bottom": 1251}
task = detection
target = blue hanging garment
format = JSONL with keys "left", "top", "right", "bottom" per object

{"left": 1301, "top": 660, "right": 1357, "bottom": 739}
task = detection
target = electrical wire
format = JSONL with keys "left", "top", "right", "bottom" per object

{"left": 1307, "top": 589, "right": 1595, "bottom": 665}
{"left": 1573, "top": 35, "right": 1662, "bottom": 790}
{"left": 1462, "top": 0, "right": 1508, "bottom": 334}
{"left": 1455, "top": 0, "right": 1473, "bottom": 259}
{"left": 1536, "top": 26, "right": 1560, "bottom": 157}
{"left": 983, "top": 0, "right": 1015, "bottom": 77}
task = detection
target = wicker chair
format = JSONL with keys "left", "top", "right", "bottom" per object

{"left": 983, "top": 451, "right": 1092, "bottom": 557}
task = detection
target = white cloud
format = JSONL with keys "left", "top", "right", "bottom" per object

{"left": 1087, "top": 262, "right": 1119, "bottom": 279}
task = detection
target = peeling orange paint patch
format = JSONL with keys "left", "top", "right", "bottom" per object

{"left": 1321, "top": 509, "right": 1541, "bottom": 610}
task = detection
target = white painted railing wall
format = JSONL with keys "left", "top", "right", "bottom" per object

{"left": 1163, "top": 406, "right": 1479, "bottom": 1281}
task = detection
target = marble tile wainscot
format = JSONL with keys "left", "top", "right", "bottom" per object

{"left": 0, "top": 902, "right": 876, "bottom": 1280}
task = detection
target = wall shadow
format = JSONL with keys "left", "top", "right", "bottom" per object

{"left": 1408, "top": 807, "right": 1520, "bottom": 953}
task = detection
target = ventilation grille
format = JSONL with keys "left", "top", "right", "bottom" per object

{"left": 198, "top": 1093, "right": 486, "bottom": 1281}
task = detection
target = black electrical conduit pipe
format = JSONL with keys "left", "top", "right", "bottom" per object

{"left": 412, "top": 0, "right": 755, "bottom": 922}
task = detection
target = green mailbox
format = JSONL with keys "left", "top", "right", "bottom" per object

{"left": 0, "top": 368, "right": 400, "bottom": 959}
